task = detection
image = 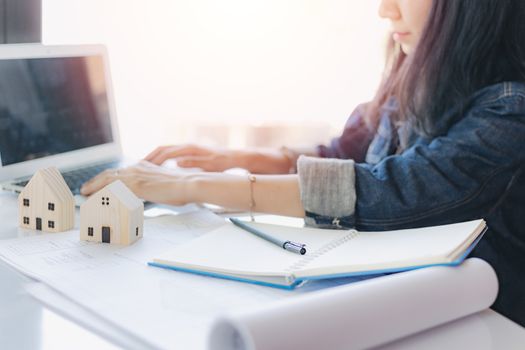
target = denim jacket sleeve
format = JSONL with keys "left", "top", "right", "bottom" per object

{"left": 298, "top": 86, "right": 525, "bottom": 230}
{"left": 316, "top": 103, "right": 376, "bottom": 163}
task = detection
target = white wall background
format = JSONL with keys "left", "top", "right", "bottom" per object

{"left": 43, "top": 0, "right": 389, "bottom": 158}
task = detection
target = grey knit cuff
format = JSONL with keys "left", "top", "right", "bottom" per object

{"left": 297, "top": 156, "right": 356, "bottom": 227}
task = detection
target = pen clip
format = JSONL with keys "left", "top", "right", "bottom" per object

{"left": 283, "top": 241, "right": 307, "bottom": 255}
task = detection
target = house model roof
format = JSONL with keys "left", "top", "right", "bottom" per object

{"left": 95, "top": 180, "right": 142, "bottom": 210}
{"left": 25, "top": 167, "right": 74, "bottom": 201}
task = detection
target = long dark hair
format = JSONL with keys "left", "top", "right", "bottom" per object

{"left": 367, "top": 0, "right": 525, "bottom": 146}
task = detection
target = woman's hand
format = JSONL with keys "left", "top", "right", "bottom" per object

{"left": 144, "top": 144, "right": 238, "bottom": 171}
{"left": 144, "top": 144, "right": 294, "bottom": 174}
{"left": 80, "top": 161, "right": 196, "bottom": 206}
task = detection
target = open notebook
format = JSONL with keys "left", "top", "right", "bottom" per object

{"left": 149, "top": 219, "right": 487, "bottom": 289}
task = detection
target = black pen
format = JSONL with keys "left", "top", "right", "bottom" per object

{"left": 229, "top": 218, "right": 307, "bottom": 255}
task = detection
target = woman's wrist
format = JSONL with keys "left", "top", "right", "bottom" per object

{"left": 183, "top": 172, "right": 208, "bottom": 205}
{"left": 230, "top": 150, "right": 256, "bottom": 171}
{"left": 232, "top": 149, "right": 292, "bottom": 174}
{"left": 184, "top": 172, "right": 247, "bottom": 210}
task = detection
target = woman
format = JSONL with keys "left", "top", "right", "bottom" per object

{"left": 82, "top": 0, "right": 525, "bottom": 325}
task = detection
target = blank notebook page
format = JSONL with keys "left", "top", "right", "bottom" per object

{"left": 154, "top": 219, "right": 484, "bottom": 279}
{"left": 296, "top": 220, "right": 483, "bottom": 277}
{"left": 154, "top": 222, "right": 349, "bottom": 276}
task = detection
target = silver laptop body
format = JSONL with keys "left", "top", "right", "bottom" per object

{"left": 0, "top": 44, "right": 126, "bottom": 204}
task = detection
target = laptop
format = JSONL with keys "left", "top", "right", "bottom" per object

{"left": 0, "top": 44, "right": 128, "bottom": 205}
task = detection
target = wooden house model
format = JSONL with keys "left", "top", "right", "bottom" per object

{"left": 80, "top": 180, "right": 144, "bottom": 245}
{"left": 18, "top": 167, "right": 75, "bottom": 232}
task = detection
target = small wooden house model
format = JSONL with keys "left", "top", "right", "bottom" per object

{"left": 80, "top": 180, "right": 144, "bottom": 245}
{"left": 18, "top": 167, "right": 75, "bottom": 232}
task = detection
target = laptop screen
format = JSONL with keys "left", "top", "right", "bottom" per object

{"left": 0, "top": 55, "right": 114, "bottom": 166}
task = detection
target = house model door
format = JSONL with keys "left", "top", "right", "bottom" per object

{"left": 102, "top": 226, "right": 110, "bottom": 243}
{"left": 36, "top": 218, "right": 42, "bottom": 231}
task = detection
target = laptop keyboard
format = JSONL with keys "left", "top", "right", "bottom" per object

{"left": 14, "top": 161, "right": 121, "bottom": 195}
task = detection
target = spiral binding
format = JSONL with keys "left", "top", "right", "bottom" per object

{"left": 284, "top": 229, "right": 359, "bottom": 273}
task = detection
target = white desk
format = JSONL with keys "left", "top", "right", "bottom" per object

{"left": 0, "top": 191, "right": 523, "bottom": 350}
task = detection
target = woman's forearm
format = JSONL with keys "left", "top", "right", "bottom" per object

{"left": 188, "top": 173, "right": 305, "bottom": 217}
{"left": 232, "top": 147, "right": 319, "bottom": 175}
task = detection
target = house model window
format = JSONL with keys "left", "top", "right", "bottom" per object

{"left": 17, "top": 167, "right": 75, "bottom": 233}
{"left": 80, "top": 180, "right": 144, "bottom": 246}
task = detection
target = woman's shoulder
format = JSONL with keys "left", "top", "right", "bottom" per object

{"left": 469, "top": 81, "right": 525, "bottom": 108}
{"left": 436, "top": 82, "right": 525, "bottom": 137}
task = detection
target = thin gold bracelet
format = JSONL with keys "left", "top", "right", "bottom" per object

{"left": 248, "top": 174, "right": 256, "bottom": 221}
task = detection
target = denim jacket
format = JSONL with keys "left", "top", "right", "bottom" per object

{"left": 297, "top": 81, "right": 525, "bottom": 326}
